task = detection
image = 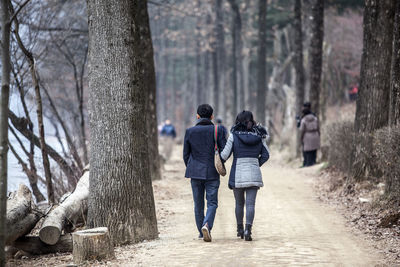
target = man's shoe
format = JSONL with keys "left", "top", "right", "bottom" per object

{"left": 201, "top": 223, "right": 212, "bottom": 242}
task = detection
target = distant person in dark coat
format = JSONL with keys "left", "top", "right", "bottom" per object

{"left": 160, "top": 120, "right": 177, "bottom": 160}
{"left": 299, "top": 103, "right": 320, "bottom": 167}
{"left": 160, "top": 120, "right": 177, "bottom": 138}
{"left": 220, "top": 110, "right": 270, "bottom": 241}
{"left": 183, "top": 104, "right": 227, "bottom": 242}
{"left": 216, "top": 118, "right": 228, "bottom": 135}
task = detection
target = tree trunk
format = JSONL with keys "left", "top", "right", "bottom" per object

{"left": 87, "top": 0, "right": 158, "bottom": 245}
{"left": 390, "top": 0, "right": 400, "bottom": 126}
{"left": 39, "top": 170, "right": 89, "bottom": 245}
{"left": 0, "top": 0, "right": 11, "bottom": 264}
{"left": 72, "top": 227, "right": 114, "bottom": 264}
{"left": 308, "top": 0, "right": 324, "bottom": 117}
{"left": 140, "top": 1, "right": 162, "bottom": 181}
{"left": 293, "top": 0, "right": 305, "bottom": 156}
{"left": 215, "top": 0, "right": 225, "bottom": 118}
{"left": 353, "top": 0, "right": 395, "bottom": 179}
{"left": 355, "top": 0, "right": 394, "bottom": 131}
{"left": 12, "top": 15, "right": 55, "bottom": 204}
{"left": 256, "top": 0, "right": 267, "bottom": 125}
{"left": 12, "top": 235, "right": 72, "bottom": 255}
{"left": 6, "top": 184, "right": 42, "bottom": 245}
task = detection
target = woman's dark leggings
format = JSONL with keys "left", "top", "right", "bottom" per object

{"left": 233, "top": 187, "right": 258, "bottom": 225}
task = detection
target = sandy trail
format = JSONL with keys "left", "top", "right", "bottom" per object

{"left": 8, "top": 145, "right": 385, "bottom": 267}
{"left": 130, "top": 145, "right": 384, "bottom": 266}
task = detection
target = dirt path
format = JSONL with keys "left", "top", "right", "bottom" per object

{"left": 9, "top": 145, "right": 386, "bottom": 266}
{"left": 129, "top": 146, "right": 385, "bottom": 266}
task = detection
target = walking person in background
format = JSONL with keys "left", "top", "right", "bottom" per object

{"left": 160, "top": 119, "right": 176, "bottom": 160}
{"left": 183, "top": 104, "right": 227, "bottom": 242}
{"left": 299, "top": 102, "right": 320, "bottom": 167}
{"left": 216, "top": 118, "right": 227, "bottom": 135}
{"left": 220, "top": 110, "right": 269, "bottom": 241}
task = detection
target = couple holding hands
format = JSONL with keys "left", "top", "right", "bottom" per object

{"left": 183, "top": 104, "right": 270, "bottom": 242}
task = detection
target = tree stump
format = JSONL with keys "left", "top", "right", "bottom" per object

{"left": 72, "top": 227, "right": 114, "bottom": 264}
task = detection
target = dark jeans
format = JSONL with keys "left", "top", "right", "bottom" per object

{"left": 303, "top": 150, "right": 317, "bottom": 167}
{"left": 191, "top": 179, "right": 220, "bottom": 235}
{"left": 233, "top": 187, "right": 258, "bottom": 225}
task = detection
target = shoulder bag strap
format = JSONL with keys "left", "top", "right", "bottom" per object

{"left": 214, "top": 125, "right": 218, "bottom": 151}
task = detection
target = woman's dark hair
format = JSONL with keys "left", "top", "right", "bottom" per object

{"left": 232, "top": 110, "right": 256, "bottom": 132}
{"left": 197, "top": 104, "right": 213, "bottom": 118}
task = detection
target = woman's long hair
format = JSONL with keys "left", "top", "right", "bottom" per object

{"left": 231, "top": 110, "right": 256, "bottom": 132}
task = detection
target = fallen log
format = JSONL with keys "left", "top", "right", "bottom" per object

{"left": 6, "top": 184, "right": 42, "bottom": 245}
{"left": 12, "top": 235, "right": 72, "bottom": 255}
{"left": 39, "top": 169, "right": 89, "bottom": 245}
{"left": 72, "top": 227, "right": 115, "bottom": 264}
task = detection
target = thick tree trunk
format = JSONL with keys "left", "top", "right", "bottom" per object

{"left": 87, "top": 0, "right": 158, "bottom": 245}
{"left": 308, "top": 0, "right": 324, "bottom": 117}
{"left": 390, "top": 1, "right": 400, "bottom": 126}
{"left": 12, "top": 235, "right": 72, "bottom": 255}
{"left": 39, "top": 170, "right": 89, "bottom": 245}
{"left": 138, "top": 1, "right": 162, "bottom": 181}
{"left": 0, "top": 0, "right": 11, "bottom": 264}
{"left": 353, "top": 0, "right": 395, "bottom": 179}
{"left": 6, "top": 184, "right": 41, "bottom": 245}
{"left": 293, "top": 0, "right": 305, "bottom": 156}
{"left": 355, "top": 0, "right": 394, "bottom": 132}
{"left": 256, "top": 0, "right": 267, "bottom": 125}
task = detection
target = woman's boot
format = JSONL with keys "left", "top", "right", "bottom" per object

{"left": 237, "top": 224, "right": 244, "bottom": 239}
{"left": 244, "top": 224, "right": 252, "bottom": 241}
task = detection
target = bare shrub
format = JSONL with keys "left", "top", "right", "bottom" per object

{"left": 326, "top": 120, "right": 355, "bottom": 174}
{"left": 374, "top": 126, "right": 400, "bottom": 203}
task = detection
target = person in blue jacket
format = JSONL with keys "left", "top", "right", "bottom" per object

{"left": 183, "top": 104, "right": 227, "bottom": 242}
{"left": 221, "top": 110, "right": 269, "bottom": 241}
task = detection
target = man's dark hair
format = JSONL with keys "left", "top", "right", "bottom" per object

{"left": 303, "top": 102, "right": 311, "bottom": 108}
{"left": 197, "top": 104, "right": 213, "bottom": 118}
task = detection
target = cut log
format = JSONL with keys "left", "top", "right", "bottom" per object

{"left": 72, "top": 227, "right": 115, "bottom": 264}
{"left": 39, "top": 170, "right": 89, "bottom": 245}
{"left": 6, "top": 184, "right": 41, "bottom": 245}
{"left": 12, "top": 234, "right": 72, "bottom": 255}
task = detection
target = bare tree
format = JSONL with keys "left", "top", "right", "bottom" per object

{"left": 308, "top": 0, "right": 324, "bottom": 117}
{"left": 256, "top": 0, "right": 267, "bottom": 125}
{"left": 87, "top": 0, "right": 158, "bottom": 244}
{"left": 353, "top": 0, "right": 395, "bottom": 178}
{"left": 0, "top": 0, "right": 12, "bottom": 264}
{"left": 293, "top": 0, "right": 305, "bottom": 155}
{"left": 390, "top": 0, "right": 400, "bottom": 127}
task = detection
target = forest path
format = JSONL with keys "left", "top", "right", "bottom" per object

{"left": 129, "top": 145, "right": 384, "bottom": 266}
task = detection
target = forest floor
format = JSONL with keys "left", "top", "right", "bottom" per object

{"left": 8, "top": 145, "right": 391, "bottom": 266}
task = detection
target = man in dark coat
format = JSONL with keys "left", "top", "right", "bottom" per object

{"left": 183, "top": 104, "right": 227, "bottom": 242}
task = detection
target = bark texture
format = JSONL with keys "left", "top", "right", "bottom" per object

{"left": 1, "top": 0, "right": 11, "bottom": 264}
{"left": 138, "top": 1, "right": 162, "bottom": 181}
{"left": 256, "top": 0, "right": 267, "bottom": 125}
{"left": 390, "top": 0, "right": 400, "bottom": 126}
{"left": 355, "top": 0, "right": 394, "bottom": 132}
{"left": 87, "top": 0, "right": 158, "bottom": 245}
{"left": 293, "top": 0, "right": 305, "bottom": 155}
{"left": 39, "top": 170, "right": 89, "bottom": 245}
{"left": 353, "top": 0, "right": 395, "bottom": 179}
{"left": 308, "top": 0, "right": 324, "bottom": 117}
{"left": 72, "top": 227, "right": 114, "bottom": 264}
